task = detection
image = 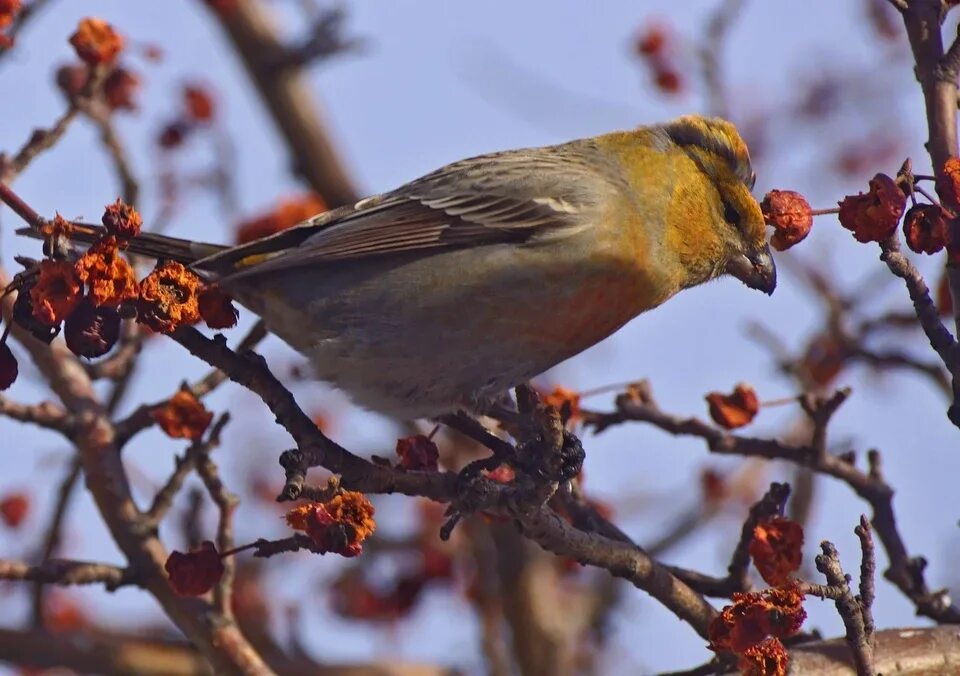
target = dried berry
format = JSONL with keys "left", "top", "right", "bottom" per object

{"left": 749, "top": 516, "right": 804, "bottom": 587}
{"left": 152, "top": 390, "right": 212, "bottom": 441}
{"left": 937, "top": 272, "right": 954, "bottom": 317}
{"left": 29, "top": 260, "right": 83, "bottom": 326}
{"left": 55, "top": 63, "right": 89, "bottom": 99}
{"left": 331, "top": 569, "right": 423, "bottom": 621}
{"left": 801, "top": 334, "right": 847, "bottom": 386}
{"left": 0, "top": 491, "right": 28, "bottom": 528}
{"left": 395, "top": 435, "right": 439, "bottom": 471}
{"left": 69, "top": 18, "right": 124, "bottom": 65}
{"left": 13, "top": 286, "right": 60, "bottom": 344}
{"left": 198, "top": 284, "right": 238, "bottom": 330}
{"left": 43, "top": 592, "right": 88, "bottom": 633}
{"left": 75, "top": 237, "right": 138, "bottom": 307}
{"left": 635, "top": 24, "right": 667, "bottom": 56}
{"left": 0, "top": 341, "right": 17, "bottom": 390}
{"left": 654, "top": 67, "right": 682, "bottom": 94}
{"left": 700, "top": 468, "right": 726, "bottom": 503}
{"left": 64, "top": 297, "right": 120, "bottom": 359}
{"left": 285, "top": 491, "right": 376, "bottom": 557}
{"left": 902, "top": 203, "right": 949, "bottom": 255}
{"left": 103, "top": 67, "right": 139, "bottom": 111}
{"left": 0, "top": 1, "right": 22, "bottom": 30}
{"left": 761, "top": 190, "right": 813, "bottom": 251}
{"left": 183, "top": 84, "right": 215, "bottom": 122}
{"left": 165, "top": 541, "right": 224, "bottom": 596}
{"left": 542, "top": 385, "right": 582, "bottom": 425}
{"left": 137, "top": 261, "right": 201, "bottom": 333}
{"left": 708, "top": 582, "right": 806, "bottom": 654}
{"left": 738, "top": 637, "right": 789, "bottom": 676}
{"left": 157, "top": 120, "right": 192, "bottom": 149}
{"left": 937, "top": 156, "right": 960, "bottom": 212}
{"left": 837, "top": 173, "right": 906, "bottom": 243}
{"left": 101, "top": 198, "right": 142, "bottom": 240}
{"left": 705, "top": 383, "right": 759, "bottom": 429}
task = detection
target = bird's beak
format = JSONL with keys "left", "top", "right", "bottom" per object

{"left": 726, "top": 245, "right": 777, "bottom": 295}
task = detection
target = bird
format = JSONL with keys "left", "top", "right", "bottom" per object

{"left": 23, "top": 115, "right": 775, "bottom": 420}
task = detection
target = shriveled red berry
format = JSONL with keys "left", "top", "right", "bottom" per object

{"left": 937, "top": 157, "right": 960, "bottom": 212}
{"left": 64, "top": 297, "right": 121, "bottom": 359}
{"left": 0, "top": 492, "right": 28, "bottom": 528}
{"left": 103, "top": 67, "right": 140, "bottom": 111}
{"left": 395, "top": 435, "right": 439, "bottom": 471}
{"left": 837, "top": 173, "right": 906, "bottom": 243}
{"left": 69, "top": 18, "right": 124, "bottom": 65}
{"left": 198, "top": 285, "right": 238, "bottom": 330}
{"left": 706, "top": 383, "right": 760, "bottom": 429}
{"left": 903, "top": 203, "right": 949, "bottom": 254}
{"left": 635, "top": 25, "right": 667, "bottom": 56}
{"left": 101, "top": 198, "right": 142, "bottom": 240}
{"left": 183, "top": 84, "right": 215, "bottom": 122}
{"left": 165, "top": 541, "right": 224, "bottom": 596}
{"left": 761, "top": 190, "right": 813, "bottom": 251}
{"left": 0, "top": 342, "right": 17, "bottom": 390}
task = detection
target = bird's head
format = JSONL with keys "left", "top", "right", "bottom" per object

{"left": 659, "top": 115, "right": 776, "bottom": 295}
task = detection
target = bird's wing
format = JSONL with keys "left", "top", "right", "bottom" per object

{"left": 197, "top": 143, "right": 618, "bottom": 281}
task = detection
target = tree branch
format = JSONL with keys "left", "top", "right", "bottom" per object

{"left": 201, "top": 0, "right": 359, "bottom": 206}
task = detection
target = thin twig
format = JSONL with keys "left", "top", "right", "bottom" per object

{"left": 29, "top": 456, "right": 82, "bottom": 627}
{"left": 699, "top": 0, "right": 747, "bottom": 118}
{"left": 113, "top": 319, "right": 268, "bottom": 447}
{"left": 0, "top": 396, "right": 74, "bottom": 435}
{"left": 810, "top": 539, "right": 875, "bottom": 676}
{"left": 192, "top": 415, "right": 238, "bottom": 616}
{"left": 0, "top": 66, "right": 107, "bottom": 183}
{"left": 856, "top": 515, "right": 877, "bottom": 645}
{"left": 0, "top": 558, "right": 137, "bottom": 590}
{"left": 583, "top": 385, "right": 960, "bottom": 624}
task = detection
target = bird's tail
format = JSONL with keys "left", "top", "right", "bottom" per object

{"left": 16, "top": 222, "right": 227, "bottom": 265}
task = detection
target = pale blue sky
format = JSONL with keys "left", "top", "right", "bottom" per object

{"left": 0, "top": 2, "right": 956, "bottom": 674}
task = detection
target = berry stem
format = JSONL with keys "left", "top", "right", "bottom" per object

{"left": 218, "top": 541, "right": 259, "bottom": 559}
{"left": 758, "top": 396, "right": 801, "bottom": 408}
{"left": 579, "top": 380, "right": 644, "bottom": 398}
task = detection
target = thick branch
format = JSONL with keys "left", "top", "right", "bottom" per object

{"left": 170, "top": 326, "right": 719, "bottom": 638}
{"left": 0, "top": 270, "right": 271, "bottom": 676}
{"left": 0, "top": 626, "right": 447, "bottom": 676}
{"left": 202, "top": 0, "right": 359, "bottom": 206}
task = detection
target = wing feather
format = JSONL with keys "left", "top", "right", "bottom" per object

{"left": 197, "top": 140, "right": 619, "bottom": 281}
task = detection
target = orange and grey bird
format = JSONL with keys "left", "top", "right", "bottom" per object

{"left": 23, "top": 115, "right": 775, "bottom": 419}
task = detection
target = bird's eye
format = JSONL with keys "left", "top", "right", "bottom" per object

{"left": 722, "top": 200, "right": 740, "bottom": 228}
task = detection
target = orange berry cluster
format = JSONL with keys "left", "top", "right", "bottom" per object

{"left": 284, "top": 490, "right": 377, "bottom": 558}
{"left": 0, "top": 199, "right": 239, "bottom": 392}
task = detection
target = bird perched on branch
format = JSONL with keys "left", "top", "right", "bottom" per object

{"left": 23, "top": 115, "right": 775, "bottom": 419}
